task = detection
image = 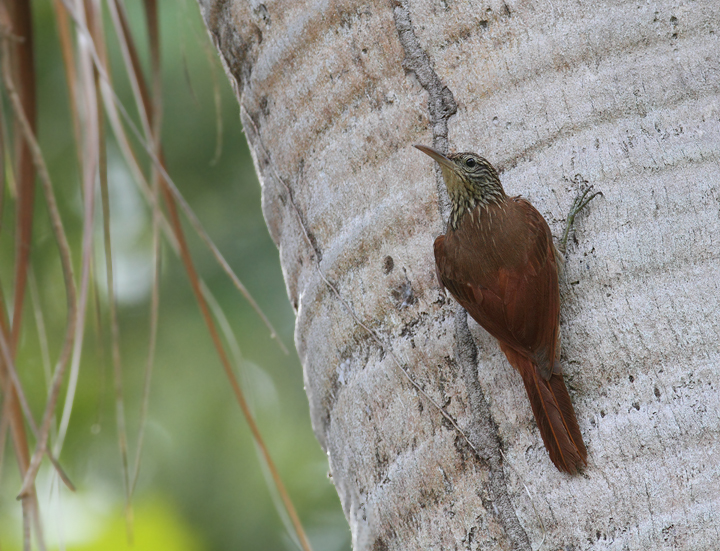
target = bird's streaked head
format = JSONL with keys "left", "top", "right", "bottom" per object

{"left": 414, "top": 145, "right": 506, "bottom": 229}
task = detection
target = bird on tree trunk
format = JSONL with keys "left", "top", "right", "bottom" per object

{"left": 416, "top": 144, "right": 599, "bottom": 474}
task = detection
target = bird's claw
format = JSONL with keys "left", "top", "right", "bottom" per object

{"left": 560, "top": 186, "right": 602, "bottom": 254}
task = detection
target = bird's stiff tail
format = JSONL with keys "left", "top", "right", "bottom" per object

{"left": 503, "top": 348, "right": 587, "bottom": 473}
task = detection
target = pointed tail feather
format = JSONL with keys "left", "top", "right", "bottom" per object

{"left": 546, "top": 366, "right": 587, "bottom": 461}
{"left": 503, "top": 348, "right": 587, "bottom": 473}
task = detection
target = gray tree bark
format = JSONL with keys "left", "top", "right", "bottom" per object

{"left": 197, "top": 0, "right": 720, "bottom": 548}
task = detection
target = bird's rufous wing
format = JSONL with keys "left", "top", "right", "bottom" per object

{"left": 434, "top": 198, "right": 560, "bottom": 380}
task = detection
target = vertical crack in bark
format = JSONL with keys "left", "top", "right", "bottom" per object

{"left": 455, "top": 309, "right": 532, "bottom": 550}
{"left": 393, "top": 3, "right": 531, "bottom": 549}
{"left": 392, "top": 1, "right": 455, "bottom": 219}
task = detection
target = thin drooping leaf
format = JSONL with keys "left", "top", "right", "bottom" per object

{"left": 90, "top": 265, "right": 109, "bottom": 430}
{"left": 83, "top": 2, "right": 135, "bottom": 539}
{"left": 162, "top": 172, "right": 314, "bottom": 551}
{"left": 99, "top": 78, "right": 287, "bottom": 369}
{"left": 106, "top": 4, "right": 310, "bottom": 548}
{"left": 51, "top": 0, "right": 83, "bottom": 169}
{"left": 109, "top": 0, "right": 291, "bottom": 356}
{"left": 7, "top": 0, "right": 37, "bottom": 357}
{"left": 53, "top": 4, "right": 309, "bottom": 549}
{"left": 0, "top": 80, "right": 6, "bottom": 232}
{"left": 0, "top": 323, "right": 55, "bottom": 551}
{"left": 0, "top": 396, "right": 9, "bottom": 480}
{"left": 200, "top": 284, "right": 303, "bottom": 550}
{"left": 128, "top": 0, "right": 161, "bottom": 500}
{"left": 130, "top": 189, "right": 161, "bottom": 499}
{"left": 54, "top": 0, "right": 106, "bottom": 455}
{"left": 0, "top": 308, "right": 75, "bottom": 493}
{"left": 97, "top": 38, "right": 133, "bottom": 543}
{"left": 29, "top": 269, "right": 54, "bottom": 397}
{"left": 0, "top": 276, "right": 25, "bottom": 494}
{"left": 0, "top": 25, "right": 53, "bottom": 546}
{"left": 62, "top": 0, "right": 288, "bottom": 354}
{"left": 0, "top": 12, "right": 37, "bottom": 537}
{"left": 0, "top": 5, "right": 77, "bottom": 504}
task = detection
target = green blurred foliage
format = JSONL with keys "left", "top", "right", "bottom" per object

{"left": 0, "top": 1, "right": 349, "bottom": 550}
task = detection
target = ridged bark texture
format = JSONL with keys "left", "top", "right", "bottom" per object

{"left": 198, "top": 0, "right": 720, "bottom": 548}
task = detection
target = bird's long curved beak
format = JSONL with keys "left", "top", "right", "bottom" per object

{"left": 414, "top": 144, "right": 455, "bottom": 170}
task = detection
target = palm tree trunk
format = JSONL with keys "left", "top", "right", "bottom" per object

{"left": 198, "top": 0, "right": 720, "bottom": 548}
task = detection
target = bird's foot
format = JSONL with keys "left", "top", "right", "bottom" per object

{"left": 559, "top": 187, "right": 602, "bottom": 254}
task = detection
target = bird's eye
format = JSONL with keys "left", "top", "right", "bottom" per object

{"left": 465, "top": 157, "right": 477, "bottom": 168}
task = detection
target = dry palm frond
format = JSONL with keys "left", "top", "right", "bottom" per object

{"left": 0, "top": 8, "right": 77, "bottom": 551}
{"left": 0, "top": 1, "right": 313, "bottom": 550}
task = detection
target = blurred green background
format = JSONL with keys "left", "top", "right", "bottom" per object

{"left": 0, "top": 1, "right": 349, "bottom": 550}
